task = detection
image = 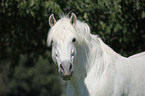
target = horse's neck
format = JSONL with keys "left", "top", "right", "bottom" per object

{"left": 68, "top": 37, "right": 123, "bottom": 96}
{"left": 72, "top": 37, "right": 119, "bottom": 82}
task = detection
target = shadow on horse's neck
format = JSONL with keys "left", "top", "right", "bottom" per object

{"left": 68, "top": 39, "right": 101, "bottom": 95}
{"left": 69, "top": 41, "right": 90, "bottom": 95}
{"left": 74, "top": 39, "right": 103, "bottom": 77}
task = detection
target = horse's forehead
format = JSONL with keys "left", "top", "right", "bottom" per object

{"left": 50, "top": 18, "right": 78, "bottom": 47}
{"left": 53, "top": 32, "right": 75, "bottom": 45}
{"left": 55, "top": 40, "right": 71, "bottom": 47}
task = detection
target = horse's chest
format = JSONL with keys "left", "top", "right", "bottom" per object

{"left": 84, "top": 74, "right": 115, "bottom": 96}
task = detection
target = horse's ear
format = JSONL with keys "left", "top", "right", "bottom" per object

{"left": 70, "top": 13, "right": 77, "bottom": 26}
{"left": 49, "top": 14, "right": 56, "bottom": 27}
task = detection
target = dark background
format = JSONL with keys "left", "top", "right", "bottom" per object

{"left": 0, "top": 0, "right": 145, "bottom": 96}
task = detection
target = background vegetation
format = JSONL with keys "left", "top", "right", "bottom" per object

{"left": 0, "top": 0, "right": 145, "bottom": 96}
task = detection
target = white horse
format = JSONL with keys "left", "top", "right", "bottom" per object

{"left": 47, "top": 13, "right": 145, "bottom": 96}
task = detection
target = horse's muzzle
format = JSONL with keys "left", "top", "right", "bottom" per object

{"left": 61, "top": 71, "right": 73, "bottom": 80}
{"left": 58, "top": 61, "right": 74, "bottom": 80}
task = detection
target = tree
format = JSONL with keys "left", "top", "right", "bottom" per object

{"left": 0, "top": 0, "right": 62, "bottom": 96}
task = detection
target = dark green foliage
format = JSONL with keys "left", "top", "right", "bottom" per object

{"left": 0, "top": 0, "right": 62, "bottom": 96}
{"left": 0, "top": 0, "right": 145, "bottom": 96}
{"left": 9, "top": 54, "right": 61, "bottom": 96}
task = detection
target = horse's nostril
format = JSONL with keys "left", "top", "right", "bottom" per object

{"left": 60, "top": 64, "right": 64, "bottom": 71}
{"left": 69, "top": 63, "right": 72, "bottom": 70}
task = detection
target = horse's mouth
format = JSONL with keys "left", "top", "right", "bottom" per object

{"left": 61, "top": 76, "right": 71, "bottom": 81}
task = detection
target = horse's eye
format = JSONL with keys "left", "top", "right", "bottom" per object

{"left": 72, "top": 38, "right": 76, "bottom": 42}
